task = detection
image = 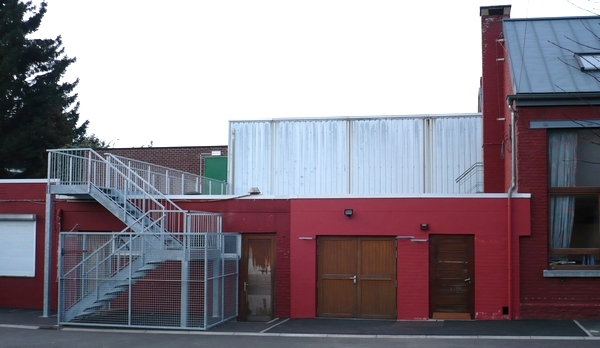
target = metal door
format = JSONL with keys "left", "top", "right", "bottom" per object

{"left": 239, "top": 234, "right": 276, "bottom": 321}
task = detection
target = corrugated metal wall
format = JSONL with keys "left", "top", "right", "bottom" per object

{"left": 229, "top": 115, "right": 482, "bottom": 196}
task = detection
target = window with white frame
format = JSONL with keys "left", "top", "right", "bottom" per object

{"left": 548, "top": 129, "right": 600, "bottom": 269}
{"left": 0, "top": 214, "right": 37, "bottom": 277}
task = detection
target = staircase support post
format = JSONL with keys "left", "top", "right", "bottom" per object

{"left": 43, "top": 151, "right": 54, "bottom": 318}
{"left": 43, "top": 191, "right": 53, "bottom": 318}
{"left": 180, "top": 260, "right": 189, "bottom": 328}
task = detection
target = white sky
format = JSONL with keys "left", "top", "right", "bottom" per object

{"left": 33, "top": 0, "right": 594, "bottom": 148}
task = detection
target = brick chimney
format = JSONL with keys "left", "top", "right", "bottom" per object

{"left": 480, "top": 5, "right": 511, "bottom": 193}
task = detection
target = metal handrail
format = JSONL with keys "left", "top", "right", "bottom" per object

{"left": 107, "top": 153, "right": 229, "bottom": 195}
{"left": 105, "top": 154, "right": 185, "bottom": 213}
{"left": 455, "top": 161, "right": 483, "bottom": 183}
{"left": 61, "top": 210, "right": 169, "bottom": 279}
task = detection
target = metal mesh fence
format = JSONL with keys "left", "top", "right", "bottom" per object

{"left": 58, "top": 232, "right": 240, "bottom": 330}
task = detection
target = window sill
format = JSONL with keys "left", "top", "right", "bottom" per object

{"left": 543, "top": 270, "right": 600, "bottom": 277}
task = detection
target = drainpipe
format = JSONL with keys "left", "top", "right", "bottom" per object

{"left": 506, "top": 98, "right": 517, "bottom": 320}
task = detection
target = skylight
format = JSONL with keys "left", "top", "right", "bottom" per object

{"left": 575, "top": 53, "right": 600, "bottom": 71}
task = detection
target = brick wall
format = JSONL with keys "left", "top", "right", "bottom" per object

{"left": 516, "top": 106, "right": 600, "bottom": 319}
{"left": 103, "top": 146, "right": 228, "bottom": 176}
{"left": 480, "top": 6, "right": 511, "bottom": 193}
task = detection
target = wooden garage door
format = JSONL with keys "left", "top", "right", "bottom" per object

{"left": 317, "top": 237, "right": 396, "bottom": 319}
{"left": 429, "top": 234, "right": 474, "bottom": 319}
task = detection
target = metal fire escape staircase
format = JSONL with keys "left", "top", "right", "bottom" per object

{"left": 48, "top": 149, "right": 230, "bottom": 325}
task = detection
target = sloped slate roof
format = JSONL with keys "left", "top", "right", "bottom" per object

{"left": 504, "top": 16, "right": 600, "bottom": 94}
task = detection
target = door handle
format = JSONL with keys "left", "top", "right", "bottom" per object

{"left": 351, "top": 275, "right": 357, "bottom": 284}
{"left": 464, "top": 278, "right": 471, "bottom": 282}
{"left": 244, "top": 282, "right": 248, "bottom": 292}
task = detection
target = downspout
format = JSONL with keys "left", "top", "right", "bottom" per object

{"left": 506, "top": 97, "right": 517, "bottom": 320}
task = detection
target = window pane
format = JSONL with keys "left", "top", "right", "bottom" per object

{"left": 548, "top": 129, "right": 600, "bottom": 187}
{"left": 571, "top": 195, "right": 599, "bottom": 249}
{"left": 549, "top": 194, "right": 599, "bottom": 267}
{"left": 576, "top": 129, "right": 600, "bottom": 186}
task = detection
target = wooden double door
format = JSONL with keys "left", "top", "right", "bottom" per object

{"left": 317, "top": 237, "right": 397, "bottom": 319}
{"left": 429, "top": 234, "right": 475, "bottom": 319}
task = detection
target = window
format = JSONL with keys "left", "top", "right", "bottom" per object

{"left": 575, "top": 53, "right": 600, "bottom": 71}
{"left": 0, "top": 214, "right": 36, "bottom": 277}
{"left": 548, "top": 129, "right": 600, "bottom": 269}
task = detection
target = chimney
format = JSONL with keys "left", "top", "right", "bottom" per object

{"left": 480, "top": 5, "right": 511, "bottom": 193}
{"left": 480, "top": 5, "right": 511, "bottom": 17}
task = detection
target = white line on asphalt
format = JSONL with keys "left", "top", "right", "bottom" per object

{"left": 260, "top": 317, "right": 289, "bottom": 333}
{"left": 5, "top": 325, "right": 597, "bottom": 340}
{"left": 574, "top": 319, "right": 594, "bottom": 337}
{"left": 0, "top": 324, "right": 39, "bottom": 330}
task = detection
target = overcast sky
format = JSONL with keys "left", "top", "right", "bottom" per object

{"left": 33, "top": 0, "right": 594, "bottom": 148}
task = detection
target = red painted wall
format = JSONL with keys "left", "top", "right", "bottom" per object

{"left": 2, "top": 183, "right": 532, "bottom": 320}
{"left": 289, "top": 196, "right": 530, "bottom": 320}
{"left": 53, "top": 197, "right": 291, "bottom": 318}
{"left": 0, "top": 181, "right": 50, "bottom": 309}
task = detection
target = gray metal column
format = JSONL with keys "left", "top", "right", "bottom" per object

{"left": 43, "top": 192, "right": 53, "bottom": 317}
{"left": 43, "top": 151, "right": 54, "bottom": 318}
{"left": 180, "top": 260, "right": 189, "bottom": 328}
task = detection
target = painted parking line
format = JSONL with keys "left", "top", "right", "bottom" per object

{"left": 574, "top": 320, "right": 594, "bottom": 337}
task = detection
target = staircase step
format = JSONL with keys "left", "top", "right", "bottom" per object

{"left": 83, "top": 304, "right": 105, "bottom": 312}
{"left": 97, "top": 294, "right": 118, "bottom": 302}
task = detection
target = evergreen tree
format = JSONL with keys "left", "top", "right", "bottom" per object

{"left": 0, "top": 1, "right": 97, "bottom": 178}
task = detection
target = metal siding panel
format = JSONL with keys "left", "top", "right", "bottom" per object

{"left": 432, "top": 116, "right": 482, "bottom": 193}
{"left": 230, "top": 121, "right": 272, "bottom": 195}
{"left": 229, "top": 114, "right": 481, "bottom": 195}
{"left": 351, "top": 118, "right": 423, "bottom": 194}
{"left": 273, "top": 120, "right": 348, "bottom": 195}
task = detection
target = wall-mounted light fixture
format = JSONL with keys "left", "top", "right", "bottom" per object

{"left": 420, "top": 223, "right": 429, "bottom": 231}
{"left": 344, "top": 209, "right": 353, "bottom": 218}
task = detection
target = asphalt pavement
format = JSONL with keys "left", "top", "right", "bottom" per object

{"left": 1, "top": 307, "right": 600, "bottom": 340}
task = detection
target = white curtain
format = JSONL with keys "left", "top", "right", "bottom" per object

{"left": 548, "top": 131, "right": 577, "bottom": 261}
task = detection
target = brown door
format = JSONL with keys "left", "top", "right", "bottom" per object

{"left": 429, "top": 234, "right": 474, "bottom": 319}
{"left": 317, "top": 237, "right": 396, "bottom": 319}
{"left": 239, "top": 234, "right": 276, "bottom": 321}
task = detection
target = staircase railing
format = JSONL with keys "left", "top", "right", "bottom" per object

{"left": 50, "top": 148, "right": 226, "bottom": 323}
{"left": 107, "top": 154, "right": 229, "bottom": 195}
{"left": 49, "top": 149, "right": 191, "bottom": 237}
{"left": 62, "top": 210, "right": 168, "bottom": 286}
{"left": 455, "top": 161, "right": 484, "bottom": 193}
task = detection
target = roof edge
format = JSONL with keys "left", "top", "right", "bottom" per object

{"left": 508, "top": 93, "right": 600, "bottom": 107}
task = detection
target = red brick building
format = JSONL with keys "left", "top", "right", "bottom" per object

{"left": 3, "top": 4, "right": 600, "bottom": 326}
{"left": 481, "top": 5, "right": 600, "bottom": 318}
